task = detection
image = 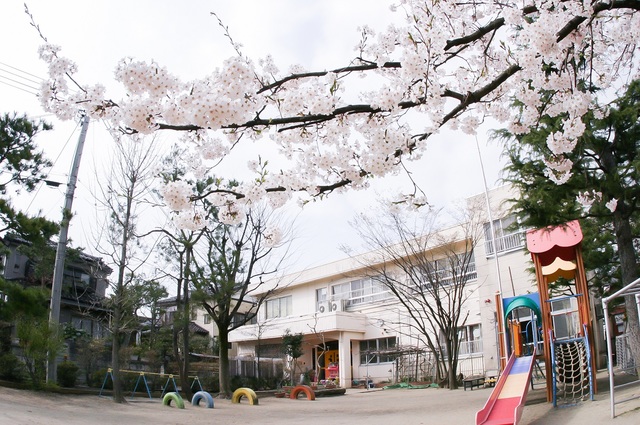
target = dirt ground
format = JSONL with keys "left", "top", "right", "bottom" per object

{"left": 0, "top": 381, "right": 639, "bottom": 425}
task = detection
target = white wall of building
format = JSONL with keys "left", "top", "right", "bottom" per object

{"left": 229, "top": 185, "right": 534, "bottom": 387}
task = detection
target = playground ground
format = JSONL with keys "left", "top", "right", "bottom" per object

{"left": 0, "top": 370, "right": 638, "bottom": 425}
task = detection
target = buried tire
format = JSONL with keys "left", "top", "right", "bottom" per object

{"left": 290, "top": 385, "right": 316, "bottom": 400}
{"left": 231, "top": 387, "right": 259, "bottom": 405}
{"left": 191, "top": 390, "right": 214, "bottom": 408}
{"left": 162, "top": 392, "right": 185, "bottom": 409}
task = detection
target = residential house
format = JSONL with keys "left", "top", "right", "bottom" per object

{"left": 229, "top": 185, "right": 533, "bottom": 387}
{"left": 1, "top": 233, "right": 112, "bottom": 340}
{"left": 157, "top": 296, "right": 240, "bottom": 358}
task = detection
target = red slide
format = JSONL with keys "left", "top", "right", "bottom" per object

{"left": 475, "top": 354, "right": 535, "bottom": 425}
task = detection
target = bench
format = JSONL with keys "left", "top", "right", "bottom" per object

{"left": 463, "top": 375, "right": 485, "bottom": 391}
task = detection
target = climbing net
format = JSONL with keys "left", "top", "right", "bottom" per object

{"left": 553, "top": 338, "right": 591, "bottom": 406}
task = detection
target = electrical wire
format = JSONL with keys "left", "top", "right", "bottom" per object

{"left": 24, "top": 119, "right": 81, "bottom": 213}
{"left": 0, "top": 61, "right": 43, "bottom": 96}
{"left": 0, "top": 61, "right": 44, "bottom": 82}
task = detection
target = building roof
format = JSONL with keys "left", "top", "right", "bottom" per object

{"left": 189, "top": 321, "right": 209, "bottom": 335}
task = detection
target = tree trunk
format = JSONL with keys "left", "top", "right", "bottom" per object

{"left": 179, "top": 320, "right": 191, "bottom": 399}
{"left": 448, "top": 357, "right": 459, "bottom": 390}
{"left": 612, "top": 212, "right": 640, "bottom": 372}
{"left": 218, "top": 329, "right": 232, "bottom": 398}
{"left": 171, "top": 324, "right": 181, "bottom": 381}
{"left": 178, "top": 246, "right": 192, "bottom": 401}
{"left": 446, "top": 339, "right": 459, "bottom": 390}
{"left": 111, "top": 301, "right": 125, "bottom": 403}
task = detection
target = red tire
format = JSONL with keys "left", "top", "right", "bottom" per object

{"left": 290, "top": 385, "right": 316, "bottom": 400}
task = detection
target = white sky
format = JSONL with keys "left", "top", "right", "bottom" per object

{"left": 1, "top": 1, "right": 506, "bottom": 276}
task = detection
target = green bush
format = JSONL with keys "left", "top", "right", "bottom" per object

{"left": 57, "top": 361, "right": 79, "bottom": 387}
{"left": 91, "top": 368, "right": 111, "bottom": 389}
{"left": 199, "top": 374, "right": 220, "bottom": 393}
{"left": 230, "top": 375, "right": 259, "bottom": 391}
{"left": 0, "top": 352, "right": 25, "bottom": 382}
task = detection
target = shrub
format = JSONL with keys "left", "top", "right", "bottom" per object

{"left": 0, "top": 352, "right": 25, "bottom": 382}
{"left": 198, "top": 374, "right": 219, "bottom": 393}
{"left": 91, "top": 368, "right": 111, "bottom": 389}
{"left": 57, "top": 361, "right": 79, "bottom": 387}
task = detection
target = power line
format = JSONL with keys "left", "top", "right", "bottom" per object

{"left": 0, "top": 61, "right": 44, "bottom": 82}
{"left": 0, "top": 61, "right": 44, "bottom": 96}
{"left": 24, "top": 119, "right": 81, "bottom": 213}
{"left": 0, "top": 66, "right": 42, "bottom": 86}
{"left": 0, "top": 78, "right": 38, "bottom": 96}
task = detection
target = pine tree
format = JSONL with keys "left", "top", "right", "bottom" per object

{"left": 497, "top": 80, "right": 640, "bottom": 368}
{"left": 0, "top": 113, "right": 58, "bottom": 244}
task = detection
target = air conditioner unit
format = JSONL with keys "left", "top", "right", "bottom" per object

{"left": 330, "top": 299, "right": 345, "bottom": 312}
{"left": 317, "top": 300, "right": 330, "bottom": 314}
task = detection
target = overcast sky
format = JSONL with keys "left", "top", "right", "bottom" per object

{"left": 1, "top": 1, "right": 506, "bottom": 276}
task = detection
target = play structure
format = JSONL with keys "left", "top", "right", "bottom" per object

{"left": 475, "top": 354, "right": 535, "bottom": 425}
{"left": 98, "top": 368, "right": 203, "bottom": 400}
{"left": 476, "top": 220, "right": 596, "bottom": 425}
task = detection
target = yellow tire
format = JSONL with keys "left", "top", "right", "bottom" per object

{"left": 231, "top": 387, "right": 259, "bottom": 405}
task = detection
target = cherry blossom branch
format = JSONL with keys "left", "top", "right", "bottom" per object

{"left": 257, "top": 61, "right": 401, "bottom": 94}
{"left": 556, "top": 1, "right": 640, "bottom": 43}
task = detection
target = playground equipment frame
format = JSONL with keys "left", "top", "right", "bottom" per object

{"left": 602, "top": 276, "right": 640, "bottom": 419}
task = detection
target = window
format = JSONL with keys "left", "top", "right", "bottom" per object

{"left": 204, "top": 314, "right": 211, "bottom": 324}
{"left": 330, "top": 277, "right": 391, "bottom": 307}
{"left": 265, "top": 296, "right": 292, "bottom": 319}
{"left": 458, "top": 324, "right": 483, "bottom": 355}
{"left": 231, "top": 313, "right": 247, "bottom": 328}
{"left": 316, "top": 287, "right": 327, "bottom": 310}
{"left": 416, "top": 252, "right": 477, "bottom": 288}
{"left": 360, "top": 337, "right": 397, "bottom": 364}
{"left": 257, "top": 343, "right": 283, "bottom": 358}
{"left": 484, "top": 215, "right": 525, "bottom": 255}
{"left": 550, "top": 296, "right": 581, "bottom": 340}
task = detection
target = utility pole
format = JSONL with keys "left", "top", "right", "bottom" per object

{"left": 46, "top": 115, "right": 89, "bottom": 384}
{"left": 475, "top": 136, "right": 509, "bottom": 369}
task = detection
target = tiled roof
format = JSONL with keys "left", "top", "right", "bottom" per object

{"left": 189, "top": 321, "right": 209, "bottom": 335}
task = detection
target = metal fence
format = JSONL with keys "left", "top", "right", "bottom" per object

{"left": 229, "top": 357, "right": 285, "bottom": 380}
{"left": 615, "top": 334, "right": 637, "bottom": 376}
{"left": 394, "top": 351, "right": 436, "bottom": 382}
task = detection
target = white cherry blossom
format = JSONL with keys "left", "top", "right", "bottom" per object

{"left": 35, "top": 1, "right": 640, "bottom": 228}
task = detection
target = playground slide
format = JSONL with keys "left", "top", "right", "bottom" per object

{"left": 475, "top": 354, "right": 535, "bottom": 425}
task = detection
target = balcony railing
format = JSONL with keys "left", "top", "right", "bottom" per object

{"left": 485, "top": 231, "right": 525, "bottom": 256}
{"left": 459, "top": 339, "right": 483, "bottom": 356}
{"left": 439, "top": 339, "right": 483, "bottom": 357}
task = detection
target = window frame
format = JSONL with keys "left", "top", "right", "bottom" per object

{"left": 265, "top": 295, "right": 292, "bottom": 319}
{"left": 359, "top": 337, "right": 397, "bottom": 365}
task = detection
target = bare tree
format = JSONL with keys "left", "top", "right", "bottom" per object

{"left": 307, "top": 314, "right": 328, "bottom": 385}
{"left": 154, "top": 229, "right": 202, "bottom": 401}
{"left": 92, "top": 136, "right": 161, "bottom": 402}
{"left": 351, "top": 205, "right": 483, "bottom": 389}
{"left": 191, "top": 205, "right": 290, "bottom": 397}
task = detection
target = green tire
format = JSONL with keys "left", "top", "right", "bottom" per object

{"left": 162, "top": 392, "right": 185, "bottom": 409}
